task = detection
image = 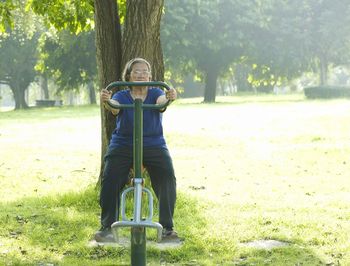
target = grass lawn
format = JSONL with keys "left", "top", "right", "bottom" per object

{"left": 0, "top": 94, "right": 349, "bottom": 265}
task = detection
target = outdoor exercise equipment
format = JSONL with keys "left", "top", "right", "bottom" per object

{"left": 105, "top": 81, "right": 172, "bottom": 266}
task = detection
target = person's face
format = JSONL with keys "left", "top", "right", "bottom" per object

{"left": 130, "top": 62, "right": 151, "bottom": 82}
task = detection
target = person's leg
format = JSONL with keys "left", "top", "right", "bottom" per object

{"left": 99, "top": 148, "right": 132, "bottom": 229}
{"left": 143, "top": 147, "right": 176, "bottom": 231}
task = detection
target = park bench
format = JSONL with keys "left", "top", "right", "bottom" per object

{"left": 35, "top": 100, "right": 62, "bottom": 107}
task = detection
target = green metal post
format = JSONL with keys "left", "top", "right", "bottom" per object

{"left": 131, "top": 98, "right": 146, "bottom": 266}
{"left": 131, "top": 227, "right": 146, "bottom": 266}
{"left": 134, "top": 98, "right": 143, "bottom": 179}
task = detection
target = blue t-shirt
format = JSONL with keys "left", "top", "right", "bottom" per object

{"left": 109, "top": 87, "right": 167, "bottom": 149}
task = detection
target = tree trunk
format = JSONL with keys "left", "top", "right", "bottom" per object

{"left": 203, "top": 70, "right": 218, "bottom": 103}
{"left": 235, "top": 63, "right": 252, "bottom": 92}
{"left": 122, "top": 0, "right": 165, "bottom": 81}
{"left": 87, "top": 81, "right": 96, "bottom": 104}
{"left": 68, "top": 91, "right": 74, "bottom": 105}
{"left": 229, "top": 76, "right": 236, "bottom": 94}
{"left": 12, "top": 87, "right": 21, "bottom": 110}
{"left": 319, "top": 54, "right": 328, "bottom": 86}
{"left": 10, "top": 82, "right": 28, "bottom": 109}
{"left": 15, "top": 88, "right": 28, "bottom": 109}
{"left": 41, "top": 74, "right": 49, "bottom": 99}
{"left": 94, "top": 0, "right": 123, "bottom": 181}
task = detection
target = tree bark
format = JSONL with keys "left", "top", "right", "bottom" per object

{"left": 87, "top": 81, "right": 96, "bottom": 104}
{"left": 12, "top": 87, "right": 21, "bottom": 109}
{"left": 41, "top": 74, "right": 49, "bottom": 99}
{"left": 319, "top": 54, "right": 328, "bottom": 86}
{"left": 94, "top": 0, "right": 123, "bottom": 180}
{"left": 10, "top": 80, "right": 28, "bottom": 109}
{"left": 122, "top": 0, "right": 164, "bottom": 81}
{"left": 203, "top": 70, "right": 218, "bottom": 103}
{"left": 12, "top": 88, "right": 28, "bottom": 109}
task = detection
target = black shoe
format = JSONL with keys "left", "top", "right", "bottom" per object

{"left": 94, "top": 227, "right": 115, "bottom": 243}
{"left": 161, "top": 228, "right": 181, "bottom": 242}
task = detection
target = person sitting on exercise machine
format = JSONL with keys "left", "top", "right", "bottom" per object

{"left": 95, "top": 57, "right": 178, "bottom": 243}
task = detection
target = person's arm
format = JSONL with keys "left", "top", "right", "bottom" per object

{"left": 156, "top": 88, "right": 177, "bottom": 112}
{"left": 100, "top": 89, "right": 120, "bottom": 115}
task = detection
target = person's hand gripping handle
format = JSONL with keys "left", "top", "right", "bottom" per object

{"left": 101, "top": 88, "right": 112, "bottom": 104}
{"left": 166, "top": 88, "right": 177, "bottom": 101}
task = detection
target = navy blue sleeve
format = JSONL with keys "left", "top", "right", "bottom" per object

{"left": 112, "top": 90, "right": 127, "bottom": 103}
{"left": 154, "top": 87, "right": 165, "bottom": 97}
{"left": 151, "top": 87, "right": 165, "bottom": 103}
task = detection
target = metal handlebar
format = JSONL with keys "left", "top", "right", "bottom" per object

{"left": 105, "top": 81, "right": 172, "bottom": 110}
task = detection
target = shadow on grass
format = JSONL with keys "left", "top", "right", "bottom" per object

{"left": 234, "top": 244, "right": 326, "bottom": 266}
{"left": 0, "top": 186, "right": 326, "bottom": 265}
{"left": 0, "top": 186, "right": 129, "bottom": 265}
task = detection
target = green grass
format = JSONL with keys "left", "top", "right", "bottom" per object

{"left": 1, "top": 94, "right": 350, "bottom": 265}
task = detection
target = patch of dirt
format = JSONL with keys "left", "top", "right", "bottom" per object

{"left": 242, "top": 239, "right": 289, "bottom": 250}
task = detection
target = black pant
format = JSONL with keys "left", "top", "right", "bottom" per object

{"left": 100, "top": 146, "right": 176, "bottom": 230}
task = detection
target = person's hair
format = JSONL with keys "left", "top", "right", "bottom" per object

{"left": 122, "top": 57, "right": 152, "bottom": 81}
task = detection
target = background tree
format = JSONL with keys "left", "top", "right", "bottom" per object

{"left": 0, "top": 5, "right": 40, "bottom": 109}
{"left": 248, "top": 0, "right": 350, "bottom": 89}
{"left": 162, "top": 0, "right": 254, "bottom": 102}
{"left": 301, "top": 0, "right": 350, "bottom": 85}
{"left": 163, "top": 0, "right": 350, "bottom": 96}
{"left": 238, "top": 0, "right": 309, "bottom": 92}
{"left": 36, "top": 30, "right": 97, "bottom": 103}
{"left": 28, "top": 0, "right": 94, "bottom": 34}
{"left": 0, "top": 0, "right": 15, "bottom": 32}
{"left": 0, "top": 30, "right": 38, "bottom": 109}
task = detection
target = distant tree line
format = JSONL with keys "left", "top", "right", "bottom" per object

{"left": 1, "top": 0, "right": 350, "bottom": 107}
{"left": 162, "top": 0, "right": 350, "bottom": 101}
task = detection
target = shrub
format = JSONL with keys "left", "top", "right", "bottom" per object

{"left": 304, "top": 86, "right": 350, "bottom": 99}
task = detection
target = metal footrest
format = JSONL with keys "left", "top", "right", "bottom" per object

{"left": 111, "top": 220, "right": 163, "bottom": 242}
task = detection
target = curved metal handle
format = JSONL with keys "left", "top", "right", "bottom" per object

{"left": 106, "top": 81, "right": 171, "bottom": 91}
{"left": 119, "top": 186, "right": 155, "bottom": 222}
{"left": 105, "top": 81, "right": 172, "bottom": 110}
